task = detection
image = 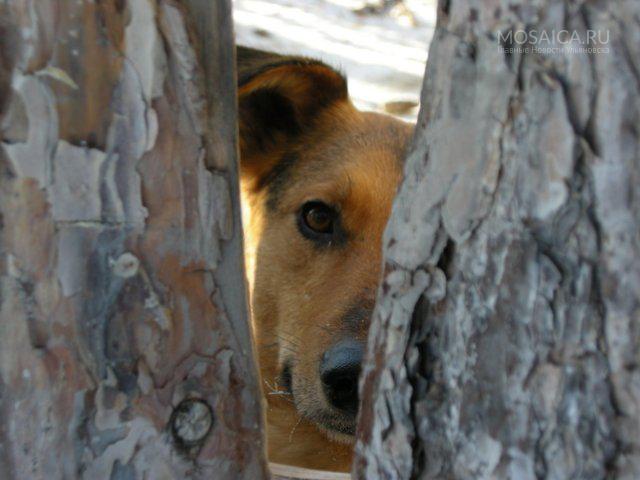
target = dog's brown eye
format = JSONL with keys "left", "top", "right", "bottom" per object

{"left": 298, "top": 201, "right": 338, "bottom": 243}
{"left": 302, "top": 202, "right": 334, "bottom": 234}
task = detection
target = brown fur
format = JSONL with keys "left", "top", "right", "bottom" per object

{"left": 237, "top": 47, "right": 413, "bottom": 471}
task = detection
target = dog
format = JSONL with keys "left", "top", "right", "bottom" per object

{"left": 237, "top": 46, "right": 413, "bottom": 471}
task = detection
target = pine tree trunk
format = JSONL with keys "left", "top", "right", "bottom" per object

{"left": 355, "top": 1, "right": 640, "bottom": 479}
{"left": 0, "top": 1, "right": 268, "bottom": 478}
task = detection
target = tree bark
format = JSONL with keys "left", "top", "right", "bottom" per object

{"left": 0, "top": 1, "right": 268, "bottom": 478}
{"left": 355, "top": 1, "right": 640, "bottom": 479}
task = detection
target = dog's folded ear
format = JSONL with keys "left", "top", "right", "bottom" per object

{"left": 236, "top": 46, "right": 348, "bottom": 181}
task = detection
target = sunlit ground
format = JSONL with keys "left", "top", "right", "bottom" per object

{"left": 233, "top": 0, "right": 437, "bottom": 120}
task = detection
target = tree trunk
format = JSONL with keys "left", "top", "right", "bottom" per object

{"left": 355, "top": 1, "right": 640, "bottom": 479}
{"left": 0, "top": 1, "right": 268, "bottom": 478}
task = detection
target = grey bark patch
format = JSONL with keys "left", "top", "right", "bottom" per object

{"left": 51, "top": 141, "right": 107, "bottom": 221}
{"left": 110, "top": 460, "right": 136, "bottom": 480}
{"left": 2, "top": 74, "right": 57, "bottom": 186}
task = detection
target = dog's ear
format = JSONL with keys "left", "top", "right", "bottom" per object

{"left": 236, "top": 46, "right": 348, "bottom": 182}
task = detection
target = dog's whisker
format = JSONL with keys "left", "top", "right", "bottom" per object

{"left": 276, "top": 343, "right": 300, "bottom": 354}
{"left": 263, "top": 378, "right": 283, "bottom": 392}
{"left": 279, "top": 345, "right": 298, "bottom": 354}
{"left": 275, "top": 332, "right": 303, "bottom": 345}
{"left": 277, "top": 334, "right": 300, "bottom": 347}
{"left": 288, "top": 416, "right": 303, "bottom": 443}
{"left": 263, "top": 378, "right": 295, "bottom": 404}
{"left": 264, "top": 378, "right": 287, "bottom": 393}
{"left": 263, "top": 379, "right": 276, "bottom": 391}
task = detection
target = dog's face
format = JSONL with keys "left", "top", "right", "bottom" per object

{"left": 238, "top": 47, "right": 412, "bottom": 446}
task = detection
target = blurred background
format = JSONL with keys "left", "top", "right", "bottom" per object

{"left": 232, "top": 0, "right": 437, "bottom": 121}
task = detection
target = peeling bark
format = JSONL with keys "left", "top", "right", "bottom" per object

{"left": 0, "top": 1, "right": 267, "bottom": 478}
{"left": 355, "top": 1, "right": 640, "bottom": 479}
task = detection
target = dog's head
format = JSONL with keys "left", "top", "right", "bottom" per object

{"left": 238, "top": 47, "right": 412, "bottom": 441}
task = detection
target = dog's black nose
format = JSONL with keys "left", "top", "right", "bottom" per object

{"left": 320, "top": 339, "right": 364, "bottom": 416}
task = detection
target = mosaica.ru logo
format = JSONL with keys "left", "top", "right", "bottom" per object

{"left": 498, "top": 29, "right": 611, "bottom": 55}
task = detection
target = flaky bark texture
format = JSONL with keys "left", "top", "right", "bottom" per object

{"left": 0, "top": 1, "right": 268, "bottom": 478}
{"left": 355, "top": 1, "right": 640, "bottom": 479}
